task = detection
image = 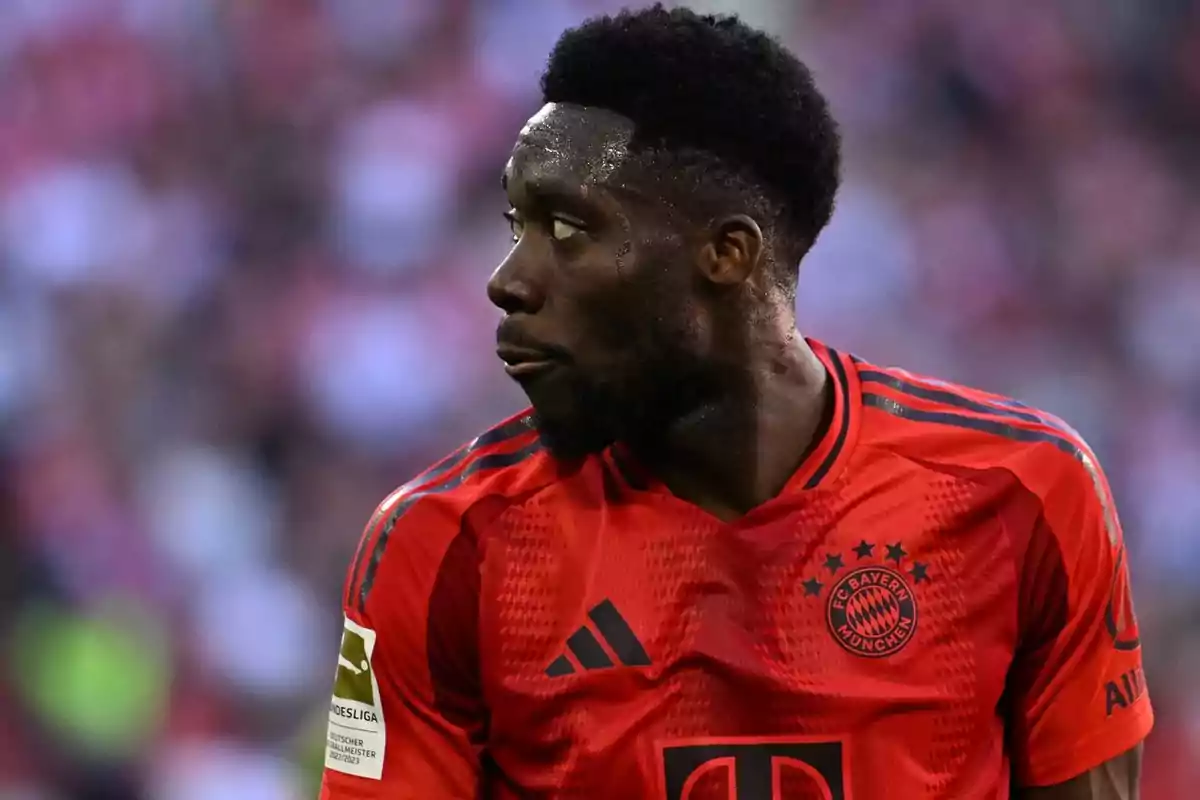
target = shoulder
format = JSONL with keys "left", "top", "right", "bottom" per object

{"left": 343, "top": 410, "right": 559, "bottom": 616}
{"left": 852, "top": 357, "right": 1116, "bottom": 538}
{"left": 380, "top": 408, "right": 556, "bottom": 521}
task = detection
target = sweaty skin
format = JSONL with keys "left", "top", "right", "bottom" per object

{"left": 492, "top": 102, "right": 831, "bottom": 520}
{"left": 494, "top": 102, "right": 1147, "bottom": 796}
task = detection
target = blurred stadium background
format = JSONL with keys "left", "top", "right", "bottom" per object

{"left": 0, "top": 0, "right": 1196, "bottom": 797}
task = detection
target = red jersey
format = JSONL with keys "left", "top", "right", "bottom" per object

{"left": 319, "top": 340, "right": 1152, "bottom": 799}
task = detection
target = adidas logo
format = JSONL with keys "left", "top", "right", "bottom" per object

{"left": 546, "top": 599, "right": 651, "bottom": 676}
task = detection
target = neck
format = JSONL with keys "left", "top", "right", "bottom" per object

{"left": 631, "top": 329, "right": 832, "bottom": 520}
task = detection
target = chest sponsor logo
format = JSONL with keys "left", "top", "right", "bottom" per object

{"left": 801, "top": 539, "right": 929, "bottom": 658}
{"left": 324, "top": 616, "right": 386, "bottom": 779}
{"left": 660, "top": 737, "right": 847, "bottom": 800}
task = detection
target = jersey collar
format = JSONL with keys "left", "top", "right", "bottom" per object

{"left": 606, "top": 337, "right": 861, "bottom": 501}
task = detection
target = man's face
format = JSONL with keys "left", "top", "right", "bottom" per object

{"left": 487, "top": 103, "right": 717, "bottom": 459}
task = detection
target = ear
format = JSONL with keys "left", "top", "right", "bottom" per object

{"left": 697, "top": 215, "right": 764, "bottom": 286}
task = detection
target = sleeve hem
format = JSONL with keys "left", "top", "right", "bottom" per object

{"left": 1015, "top": 701, "right": 1154, "bottom": 788}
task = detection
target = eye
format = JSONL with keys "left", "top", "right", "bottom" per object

{"left": 503, "top": 210, "right": 524, "bottom": 242}
{"left": 551, "top": 217, "right": 583, "bottom": 241}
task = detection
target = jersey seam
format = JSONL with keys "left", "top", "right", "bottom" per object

{"left": 855, "top": 440, "right": 1038, "bottom": 674}
{"left": 459, "top": 480, "right": 567, "bottom": 717}
{"left": 1015, "top": 699, "right": 1153, "bottom": 787}
{"left": 355, "top": 440, "right": 550, "bottom": 612}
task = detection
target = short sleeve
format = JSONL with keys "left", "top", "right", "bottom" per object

{"left": 1008, "top": 448, "right": 1153, "bottom": 787}
{"left": 320, "top": 491, "right": 484, "bottom": 799}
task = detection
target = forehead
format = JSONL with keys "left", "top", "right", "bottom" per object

{"left": 505, "top": 103, "right": 637, "bottom": 191}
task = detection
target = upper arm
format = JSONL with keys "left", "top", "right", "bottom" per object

{"left": 1016, "top": 743, "right": 1142, "bottom": 799}
{"left": 319, "top": 490, "right": 485, "bottom": 800}
{"left": 1007, "top": 445, "right": 1153, "bottom": 789}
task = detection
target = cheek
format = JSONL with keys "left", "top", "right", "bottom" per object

{"left": 581, "top": 299, "right": 646, "bottom": 355}
{"left": 604, "top": 295, "right": 696, "bottom": 366}
{"left": 563, "top": 238, "right": 695, "bottom": 360}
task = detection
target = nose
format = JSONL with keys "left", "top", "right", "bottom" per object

{"left": 487, "top": 250, "right": 545, "bottom": 315}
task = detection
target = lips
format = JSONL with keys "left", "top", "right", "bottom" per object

{"left": 496, "top": 344, "right": 563, "bottom": 378}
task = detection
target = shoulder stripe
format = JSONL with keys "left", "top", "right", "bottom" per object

{"left": 858, "top": 368, "right": 1090, "bottom": 452}
{"left": 344, "top": 489, "right": 402, "bottom": 609}
{"left": 355, "top": 439, "right": 543, "bottom": 612}
{"left": 863, "top": 393, "right": 1084, "bottom": 460}
{"left": 343, "top": 415, "right": 534, "bottom": 608}
{"left": 806, "top": 347, "right": 852, "bottom": 488}
{"left": 345, "top": 415, "right": 533, "bottom": 608}
{"left": 859, "top": 369, "right": 1046, "bottom": 426}
{"left": 411, "top": 414, "right": 535, "bottom": 490}
{"left": 989, "top": 395, "right": 1087, "bottom": 441}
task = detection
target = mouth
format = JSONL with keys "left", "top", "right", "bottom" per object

{"left": 496, "top": 345, "right": 564, "bottom": 379}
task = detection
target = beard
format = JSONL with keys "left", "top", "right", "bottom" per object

{"left": 528, "top": 331, "right": 723, "bottom": 463}
{"left": 525, "top": 239, "right": 733, "bottom": 462}
{"left": 527, "top": 378, "right": 620, "bottom": 462}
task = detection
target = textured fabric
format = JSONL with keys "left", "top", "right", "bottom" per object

{"left": 320, "top": 341, "right": 1151, "bottom": 799}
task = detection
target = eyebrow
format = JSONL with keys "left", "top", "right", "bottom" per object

{"left": 504, "top": 173, "right": 596, "bottom": 217}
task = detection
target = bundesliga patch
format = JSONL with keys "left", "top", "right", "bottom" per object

{"left": 324, "top": 616, "right": 386, "bottom": 779}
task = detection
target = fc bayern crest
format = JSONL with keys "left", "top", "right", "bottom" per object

{"left": 826, "top": 566, "right": 917, "bottom": 657}
{"left": 802, "top": 540, "right": 929, "bottom": 659}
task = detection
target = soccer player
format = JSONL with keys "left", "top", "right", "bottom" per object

{"left": 319, "top": 6, "right": 1151, "bottom": 799}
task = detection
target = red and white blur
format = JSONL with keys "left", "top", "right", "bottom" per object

{"left": 0, "top": 1, "right": 1196, "bottom": 798}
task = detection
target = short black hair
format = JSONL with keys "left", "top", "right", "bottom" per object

{"left": 541, "top": 4, "right": 841, "bottom": 277}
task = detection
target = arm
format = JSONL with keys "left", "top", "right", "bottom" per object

{"left": 1007, "top": 445, "right": 1152, "bottom": 794}
{"left": 320, "top": 490, "right": 485, "bottom": 799}
{"left": 1017, "top": 743, "right": 1141, "bottom": 800}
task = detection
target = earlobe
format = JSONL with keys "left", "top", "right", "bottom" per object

{"left": 698, "top": 215, "right": 764, "bottom": 286}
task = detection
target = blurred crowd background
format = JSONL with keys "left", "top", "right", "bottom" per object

{"left": 0, "top": 0, "right": 1196, "bottom": 797}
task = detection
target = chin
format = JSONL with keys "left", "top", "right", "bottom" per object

{"left": 521, "top": 364, "right": 687, "bottom": 460}
{"left": 530, "top": 408, "right": 615, "bottom": 461}
{"left": 517, "top": 369, "right": 619, "bottom": 460}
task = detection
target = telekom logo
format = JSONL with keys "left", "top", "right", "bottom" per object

{"left": 660, "top": 738, "right": 849, "bottom": 800}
